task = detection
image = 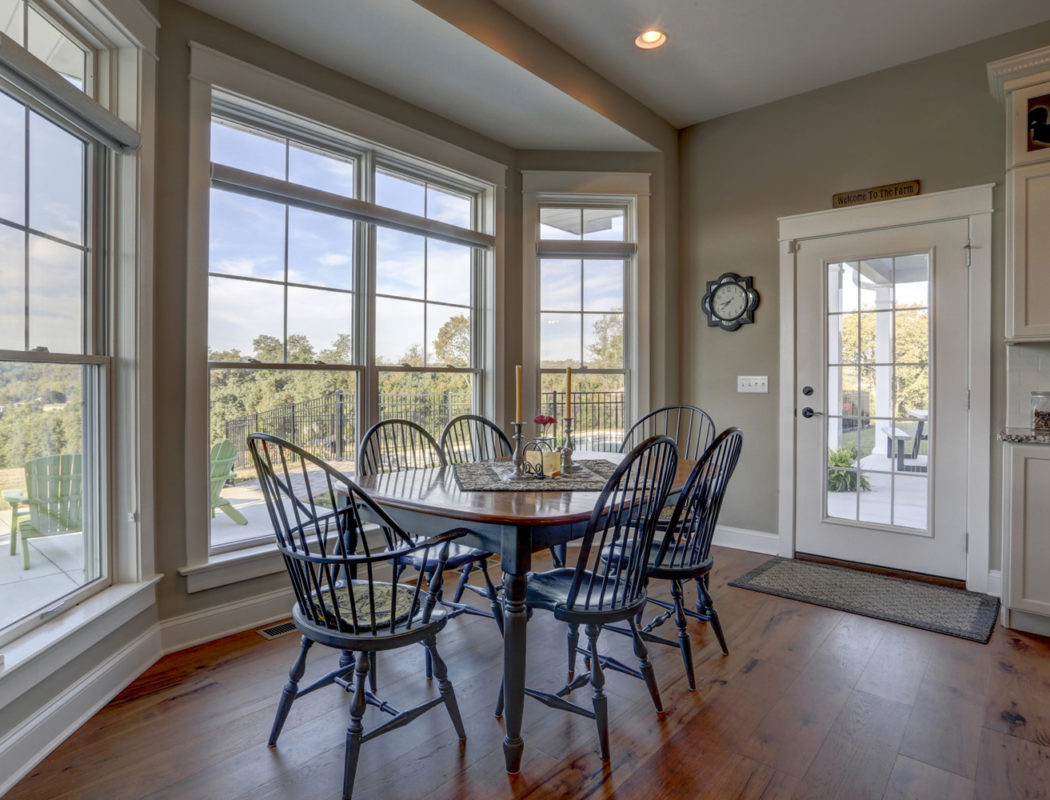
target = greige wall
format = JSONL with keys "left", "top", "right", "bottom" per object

{"left": 679, "top": 21, "right": 1050, "bottom": 566}
{"left": 151, "top": 0, "right": 676, "bottom": 621}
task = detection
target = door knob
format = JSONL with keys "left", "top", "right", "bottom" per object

{"left": 801, "top": 407, "right": 823, "bottom": 418}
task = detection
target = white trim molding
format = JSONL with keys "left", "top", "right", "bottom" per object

{"left": 987, "top": 45, "right": 1050, "bottom": 101}
{"left": 712, "top": 525, "right": 781, "bottom": 556}
{"left": 777, "top": 184, "right": 994, "bottom": 593}
{"left": 160, "top": 587, "right": 295, "bottom": 654}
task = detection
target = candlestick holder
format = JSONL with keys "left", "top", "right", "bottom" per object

{"left": 559, "top": 416, "right": 580, "bottom": 474}
{"left": 502, "top": 421, "right": 529, "bottom": 481}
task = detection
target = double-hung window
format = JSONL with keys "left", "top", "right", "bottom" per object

{"left": 524, "top": 173, "right": 648, "bottom": 451}
{"left": 203, "top": 95, "right": 494, "bottom": 554}
{"left": 0, "top": 0, "right": 141, "bottom": 644}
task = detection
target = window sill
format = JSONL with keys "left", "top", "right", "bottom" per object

{"left": 178, "top": 544, "right": 285, "bottom": 593}
{"left": 0, "top": 576, "right": 161, "bottom": 703}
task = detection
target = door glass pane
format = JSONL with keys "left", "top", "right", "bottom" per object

{"left": 208, "top": 367, "right": 358, "bottom": 551}
{"left": 0, "top": 361, "right": 101, "bottom": 630}
{"left": 825, "top": 252, "right": 930, "bottom": 531}
{"left": 893, "top": 474, "right": 928, "bottom": 529}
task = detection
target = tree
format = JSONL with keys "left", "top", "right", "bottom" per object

{"left": 432, "top": 314, "right": 470, "bottom": 367}
{"left": 587, "top": 313, "right": 623, "bottom": 369}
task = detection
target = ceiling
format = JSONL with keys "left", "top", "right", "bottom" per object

{"left": 181, "top": 0, "right": 1050, "bottom": 149}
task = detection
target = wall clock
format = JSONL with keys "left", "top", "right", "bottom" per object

{"left": 701, "top": 272, "right": 760, "bottom": 331}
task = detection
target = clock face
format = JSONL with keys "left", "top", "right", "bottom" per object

{"left": 701, "top": 272, "right": 759, "bottom": 331}
{"left": 712, "top": 283, "right": 748, "bottom": 320}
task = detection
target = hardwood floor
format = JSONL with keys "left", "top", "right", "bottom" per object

{"left": 9, "top": 546, "right": 1050, "bottom": 800}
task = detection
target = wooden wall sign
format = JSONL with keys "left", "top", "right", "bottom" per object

{"left": 832, "top": 180, "right": 921, "bottom": 208}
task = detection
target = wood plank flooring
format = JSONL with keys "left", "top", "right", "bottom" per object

{"left": 9, "top": 546, "right": 1050, "bottom": 800}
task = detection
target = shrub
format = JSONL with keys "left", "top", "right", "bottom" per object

{"left": 827, "top": 446, "right": 871, "bottom": 492}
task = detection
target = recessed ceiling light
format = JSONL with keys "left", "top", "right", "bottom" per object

{"left": 635, "top": 29, "right": 667, "bottom": 50}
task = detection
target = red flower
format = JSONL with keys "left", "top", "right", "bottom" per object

{"left": 533, "top": 414, "right": 557, "bottom": 426}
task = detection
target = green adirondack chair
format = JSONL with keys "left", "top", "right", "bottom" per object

{"left": 18, "top": 454, "right": 83, "bottom": 570}
{"left": 211, "top": 439, "right": 247, "bottom": 525}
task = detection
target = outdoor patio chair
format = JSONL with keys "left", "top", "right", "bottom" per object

{"left": 210, "top": 439, "right": 247, "bottom": 525}
{"left": 15, "top": 454, "right": 83, "bottom": 570}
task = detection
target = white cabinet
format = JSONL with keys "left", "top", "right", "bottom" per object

{"left": 1007, "top": 161, "right": 1050, "bottom": 339}
{"left": 988, "top": 48, "right": 1050, "bottom": 341}
{"left": 1002, "top": 443, "right": 1050, "bottom": 635}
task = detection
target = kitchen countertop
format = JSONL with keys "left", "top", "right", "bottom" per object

{"left": 1000, "top": 427, "right": 1050, "bottom": 444}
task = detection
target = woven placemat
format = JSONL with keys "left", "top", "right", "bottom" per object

{"left": 452, "top": 459, "right": 617, "bottom": 491}
{"left": 729, "top": 557, "right": 999, "bottom": 643}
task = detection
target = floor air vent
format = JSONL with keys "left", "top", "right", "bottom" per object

{"left": 257, "top": 621, "right": 297, "bottom": 640}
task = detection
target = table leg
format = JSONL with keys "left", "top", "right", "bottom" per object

{"left": 502, "top": 569, "right": 528, "bottom": 774}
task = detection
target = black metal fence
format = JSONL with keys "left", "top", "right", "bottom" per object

{"left": 222, "top": 388, "right": 626, "bottom": 467}
{"left": 541, "top": 390, "right": 625, "bottom": 452}
{"left": 223, "top": 390, "right": 358, "bottom": 468}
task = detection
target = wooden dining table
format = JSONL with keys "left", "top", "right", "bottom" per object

{"left": 353, "top": 453, "right": 693, "bottom": 774}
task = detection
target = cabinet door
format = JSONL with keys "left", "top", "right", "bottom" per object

{"left": 1007, "top": 161, "right": 1050, "bottom": 339}
{"left": 1007, "top": 445, "right": 1050, "bottom": 616}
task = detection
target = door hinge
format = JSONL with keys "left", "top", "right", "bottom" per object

{"left": 964, "top": 241, "right": 972, "bottom": 267}
{"left": 787, "top": 239, "right": 800, "bottom": 254}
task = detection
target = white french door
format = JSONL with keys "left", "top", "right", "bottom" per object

{"left": 794, "top": 219, "right": 969, "bottom": 579}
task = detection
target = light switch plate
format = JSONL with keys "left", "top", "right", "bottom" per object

{"left": 737, "top": 375, "right": 768, "bottom": 393}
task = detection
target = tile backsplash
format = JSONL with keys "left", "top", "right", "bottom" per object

{"left": 1007, "top": 342, "right": 1050, "bottom": 427}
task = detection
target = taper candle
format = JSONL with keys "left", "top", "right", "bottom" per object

{"left": 515, "top": 365, "right": 523, "bottom": 424}
{"left": 566, "top": 367, "right": 572, "bottom": 417}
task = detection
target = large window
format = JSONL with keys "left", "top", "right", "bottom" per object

{"left": 524, "top": 183, "right": 644, "bottom": 451}
{"left": 205, "top": 101, "right": 492, "bottom": 552}
{"left": 0, "top": 0, "right": 141, "bottom": 645}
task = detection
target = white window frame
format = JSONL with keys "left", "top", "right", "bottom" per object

{"left": 181, "top": 44, "right": 505, "bottom": 591}
{"left": 0, "top": 0, "right": 155, "bottom": 698}
{"left": 522, "top": 171, "right": 651, "bottom": 443}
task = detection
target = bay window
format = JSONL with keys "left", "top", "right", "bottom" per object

{"left": 198, "top": 89, "right": 494, "bottom": 555}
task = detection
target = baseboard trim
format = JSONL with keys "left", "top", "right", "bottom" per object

{"left": 986, "top": 570, "right": 1002, "bottom": 598}
{"left": 712, "top": 525, "right": 781, "bottom": 555}
{"left": 0, "top": 626, "right": 162, "bottom": 797}
{"left": 159, "top": 586, "right": 295, "bottom": 654}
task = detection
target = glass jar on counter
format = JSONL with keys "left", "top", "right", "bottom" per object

{"left": 1033, "top": 391, "right": 1050, "bottom": 431}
